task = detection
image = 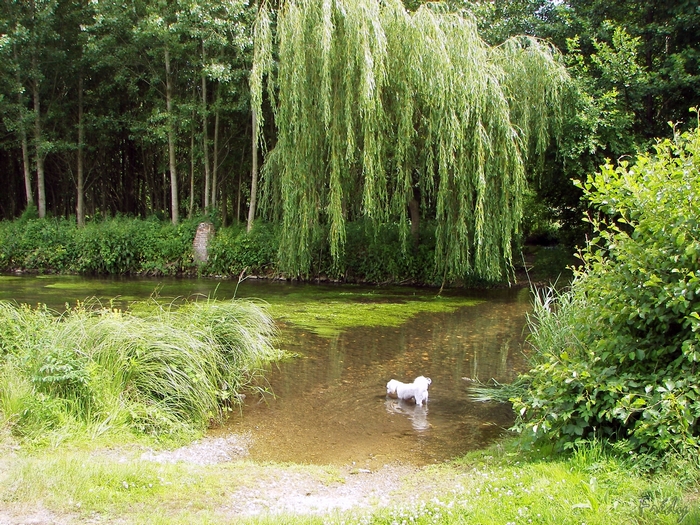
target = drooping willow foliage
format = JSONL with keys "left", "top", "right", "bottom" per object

{"left": 251, "top": 0, "right": 570, "bottom": 282}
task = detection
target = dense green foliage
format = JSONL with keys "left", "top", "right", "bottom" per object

{"left": 464, "top": 0, "right": 700, "bottom": 246}
{"left": 253, "top": 0, "right": 570, "bottom": 282}
{"left": 0, "top": 215, "right": 199, "bottom": 275}
{"left": 0, "top": 297, "right": 281, "bottom": 443}
{"left": 0, "top": 0, "right": 255, "bottom": 223}
{"left": 507, "top": 120, "right": 700, "bottom": 463}
{"left": 0, "top": 215, "right": 447, "bottom": 284}
{"left": 1, "top": 0, "right": 699, "bottom": 281}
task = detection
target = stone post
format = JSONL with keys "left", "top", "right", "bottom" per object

{"left": 193, "top": 222, "right": 215, "bottom": 264}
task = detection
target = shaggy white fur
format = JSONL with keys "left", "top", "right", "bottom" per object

{"left": 386, "top": 375, "right": 431, "bottom": 406}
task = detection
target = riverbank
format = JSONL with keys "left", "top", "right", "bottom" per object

{"left": 1, "top": 432, "right": 697, "bottom": 524}
{"left": 0, "top": 215, "right": 574, "bottom": 288}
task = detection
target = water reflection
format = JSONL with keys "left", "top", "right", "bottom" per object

{"left": 385, "top": 399, "right": 430, "bottom": 432}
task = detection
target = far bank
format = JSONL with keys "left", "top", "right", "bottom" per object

{"left": 0, "top": 215, "right": 574, "bottom": 287}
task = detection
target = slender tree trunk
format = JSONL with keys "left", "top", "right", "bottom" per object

{"left": 236, "top": 123, "right": 249, "bottom": 223}
{"left": 408, "top": 185, "right": 421, "bottom": 247}
{"left": 32, "top": 52, "right": 46, "bottom": 219}
{"left": 247, "top": 0, "right": 260, "bottom": 231}
{"left": 221, "top": 165, "right": 228, "bottom": 227}
{"left": 77, "top": 75, "right": 85, "bottom": 227}
{"left": 101, "top": 163, "right": 107, "bottom": 214}
{"left": 211, "top": 90, "right": 220, "bottom": 209}
{"left": 202, "top": 43, "right": 210, "bottom": 211}
{"left": 14, "top": 45, "right": 33, "bottom": 208}
{"left": 247, "top": 109, "right": 258, "bottom": 232}
{"left": 189, "top": 125, "right": 195, "bottom": 219}
{"left": 165, "top": 47, "right": 178, "bottom": 225}
{"left": 408, "top": 197, "right": 420, "bottom": 246}
{"left": 20, "top": 116, "right": 33, "bottom": 208}
{"left": 237, "top": 170, "right": 242, "bottom": 222}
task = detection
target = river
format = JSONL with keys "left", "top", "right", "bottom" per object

{"left": 0, "top": 274, "right": 532, "bottom": 466}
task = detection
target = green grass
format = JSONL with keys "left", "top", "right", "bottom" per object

{"left": 341, "top": 441, "right": 700, "bottom": 525}
{"left": 0, "top": 439, "right": 697, "bottom": 524}
{"left": 0, "top": 297, "right": 283, "bottom": 446}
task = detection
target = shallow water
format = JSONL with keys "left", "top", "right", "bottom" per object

{"left": 0, "top": 274, "right": 532, "bottom": 466}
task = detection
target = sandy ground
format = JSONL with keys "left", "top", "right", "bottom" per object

{"left": 140, "top": 434, "right": 424, "bottom": 516}
{"left": 150, "top": 434, "right": 438, "bottom": 517}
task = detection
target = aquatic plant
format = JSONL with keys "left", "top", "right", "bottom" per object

{"left": 0, "top": 297, "right": 282, "bottom": 444}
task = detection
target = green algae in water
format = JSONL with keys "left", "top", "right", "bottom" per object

{"left": 266, "top": 293, "right": 483, "bottom": 337}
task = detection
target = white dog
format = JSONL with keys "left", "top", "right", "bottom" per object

{"left": 386, "top": 376, "right": 431, "bottom": 406}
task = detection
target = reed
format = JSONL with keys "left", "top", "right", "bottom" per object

{"left": 0, "top": 298, "right": 281, "bottom": 444}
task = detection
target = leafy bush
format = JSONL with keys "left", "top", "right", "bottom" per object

{"left": 341, "top": 221, "right": 439, "bottom": 284}
{"left": 205, "top": 222, "right": 279, "bottom": 276}
{"left": 509, "top": 120, "right": 700, "bottom": 463}
{"left": 0, "top": 216, "right": 199, "bottom": 275}
{"left": 0, "top": 214, "right": 475, "bottom": 284}
{"left": 204, "top": 220, "right": 441, "bottom": 284}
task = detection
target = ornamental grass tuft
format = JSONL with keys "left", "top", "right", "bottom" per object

{"left": 0, "top": 297, "right": 281, "bottom": 445}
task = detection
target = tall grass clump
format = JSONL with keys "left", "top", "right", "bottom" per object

{"left": 490, "top": 117, "right": 700, "bottom": 467}
{"left": 0, "top": 297, "right": 282, "bottom": 445}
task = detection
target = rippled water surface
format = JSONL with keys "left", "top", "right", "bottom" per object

{"left": 0, "top": 275, "right": 532, "bottom": 466}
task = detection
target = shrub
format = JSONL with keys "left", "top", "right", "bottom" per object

{"left": 0, "top": 216, "right": 199, "bottom": 276}
{"left": 509, "top": 119, "right": 700, "bottom": 463}
{"left": 0, "top": 214, "right": 475, "bottom": 285}
{"left": 205, "top": 222, "right": 279, "bottom": 276}
{"left": 341, "top": 220, "right": 439, "bottom": 284}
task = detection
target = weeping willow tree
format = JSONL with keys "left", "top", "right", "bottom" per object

{"left": 251, "top": 0, "right": 570, "bottom": 282}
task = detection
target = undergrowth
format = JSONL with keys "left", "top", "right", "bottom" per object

{"left": 472, "top": 119, "right": 700, "bottom": 468}
{"left": 0, "top": 215, "right": 495, "bottom": 285}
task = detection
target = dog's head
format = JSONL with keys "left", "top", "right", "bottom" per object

{"left": 413, "top": 376, "right": 431, "bottom": 389}
{"left": 386, "top": 379, "right": 400, "bottom": 395}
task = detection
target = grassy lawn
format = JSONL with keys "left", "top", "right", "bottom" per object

{"left": 1, "top": 435, "right": 698, "bottom": 524}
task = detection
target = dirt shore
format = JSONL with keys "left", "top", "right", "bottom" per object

{"left": 0, "top": 433, "right": 474, "bottom": 524}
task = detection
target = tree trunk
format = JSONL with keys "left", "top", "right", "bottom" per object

{"left": 14, "top": 45, "right": 33, "bottom": 208}
{"left": 165, "top": 47, "right": 179, "bottom": 225}
{"left": 237, "top": 122, "right": 249, "bottom": 223}
{"left": 189, "top": 125, "right": 195, "bottom": 219}
{"left": 247, "top": 109, "right": 258, "bottom": 232}
{"left": 221, "top": 168, "right": 228, "bottom": 227}
{"left": 237, "top": 169, "right": 242, "bottom": 222}
{"left": 33, "top": 52, "right": 46, "bottom": 219}
{"left": 408, "top": 185, "right": 421, "bottom": 247}
{"left": 77, "top": 75, "right": 85, "bottom": 227}
{"left": 408, "top": 197, "right": 420, "bottom": 245}
{"left": 201, "top": 43, "right": 210, "bottom": 211}
{"left": 211, "top": 90, "right": 220, "bottom": 209}
{"left": 20, "top": 118, "right": 33, "bottom": 208}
